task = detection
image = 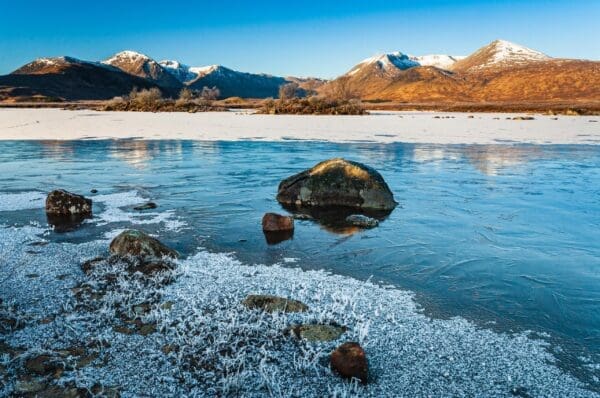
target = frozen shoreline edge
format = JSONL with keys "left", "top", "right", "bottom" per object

{"left": 0, "top": 108, "right": 599, "bottom": 145}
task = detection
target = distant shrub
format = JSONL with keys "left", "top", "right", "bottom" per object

{"left": 201, "top": 86, "right": 221, "bottom": 101}
{"left": 99, "top": 87, "right": 227, "bottom": 113}
{"left": 278, "top": 82, "right": 302, "bottom": 100}
{"left": 130, "top": 87, "right": 163, "bottom": 107}
{"left": 258, "top": 97, "right": 367, "bottom": 115}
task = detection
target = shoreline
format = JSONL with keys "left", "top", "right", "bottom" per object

{"left": 1, "top": 108, "right": 599, "bottom": 144}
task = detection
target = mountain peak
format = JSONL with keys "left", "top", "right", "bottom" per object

{"left": 452, "top": 39, "right": 550, "bottom": 72}
{"left": 103, "top": 50, "right": 151, "bottom": 64}
{"left": 102, "top": 51, "right": 181, "bottom": 88}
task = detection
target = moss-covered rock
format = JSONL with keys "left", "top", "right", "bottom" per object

{"left": 109, "top": 230, "right": 178, "bottom": 259}
{"left": 276, "top": 158, "right": 396, "bottom": 210}
{"left": 290, "top": 324, "right": 347, "bottom": 342}
{"left": 242, "top": 294, "right": 308, "bottom": 313}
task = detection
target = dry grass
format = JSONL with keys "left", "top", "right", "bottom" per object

{"left": 258, "top": 97, "right": 367, "bottom": 115}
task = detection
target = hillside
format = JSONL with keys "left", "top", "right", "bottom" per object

{"left": 0, "top": 57, "right": 162, "bottom": 101}
{"left": 320, "top": 40, "right": 599, "bottom": 105}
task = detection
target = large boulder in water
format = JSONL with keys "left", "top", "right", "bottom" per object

{"left": 109, "top": 230, "right": 178, "bottom": 259}
{"left": 276, "top": 158, "right": 396, "bottom": 210}
{"left": 45, "top": 189, "right": 92, "bottom": 215}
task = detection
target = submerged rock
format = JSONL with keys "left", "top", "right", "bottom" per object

{"left": 345, "top": 214, "right": 379, "bottom": 229}
{"left": 262, "top": 213, "right": 294, "bottom": 232}
{"left": 277, "top": 158, "right": 396, "bottom": 210}
{"left": 242, "top": 294, "right": 308, "bottom": 313}
{"left": 45, "top": 189, "right": 92, "bottom": 215}
{"left": 330, "top": 342, "right": 368, "bottom": 383}
{"left": 133, "top": 202, "right": 157, "bottom": 211}
{"left": 290, "top": 324, "right": 347, "bottom": 342}
{"left": 109, "top": 230, "right": 178, "bottom": 259}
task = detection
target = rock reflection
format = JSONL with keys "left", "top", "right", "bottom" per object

{"left": 46, "top": 213, "right": 91, "bottom": 233}
{"left": 281, "top": 204, "right": 393, "bottom": 235}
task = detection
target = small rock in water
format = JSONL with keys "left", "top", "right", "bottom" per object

{"left": 90, "top": 189, "right": 98, "bottom": 194}
{"left": 346, "top": 214, "right": 379, "bottom": 228}
{"left": 330, "top": 342, "right": 368, "bottom": 383}
{"left": 262, "top": 213, "right": 294, "bottom": 232}
{"left": 242, "top": 294, "right": 308, "bottom": 313}
{"left": 109, "top": 229, "right": 178, "bottom": 259}
{"left": 45, "top": 189, "right": 92, "bottom": 215}
{"left": 133, "top": 202, "right": 157, "bottom": 211}
{"left": 290, "top": 324, "right": 347, "bottom": 342}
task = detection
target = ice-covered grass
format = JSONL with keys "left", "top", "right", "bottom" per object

{"left": 0, "top": 191, "right": 45, "bottom": 212}
{"left": 0, "top": 222, "right": 597, "bottom": 397}
{"left": 90, "top": 190, "right": 187, "bottom": 232}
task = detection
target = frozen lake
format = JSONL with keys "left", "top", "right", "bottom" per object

{"left": 0, "top": 139, "right": 599, "bottom": 396}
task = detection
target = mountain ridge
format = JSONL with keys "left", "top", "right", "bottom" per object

{"left": 1, "top": 39, "right": 598, "bottom": 104}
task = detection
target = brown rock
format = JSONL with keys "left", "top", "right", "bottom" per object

{"left": 330, "top": 342, "right": 368, "bottom": 383}
{"left": 24, "top": 355, "right": 64, "bottom": 376}
{"left": 262, "top": 213, "right": 294, "bottom": 232}
{"left": 45, "top": 189, "right": 92, "bottom": 215}
{"left": 109, "top": 229, "right": 178, "bottom": 259}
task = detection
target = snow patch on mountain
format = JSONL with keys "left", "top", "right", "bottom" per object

{"left": 487, "top": 39, "right": 549, "bottom": 65}
{"left": 409, "top": 54, "right": 466, "bottom": 69}
{"left": 102, "top": 50, "right": 151, "bottom": 66}
{"left": 347, "top": 52, "right": 465, "bottom": 76}
{"left": 159, "top": 60, "right": 199, "bottom": 83}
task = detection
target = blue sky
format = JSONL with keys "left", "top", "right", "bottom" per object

{"left": 1, "top": 0, "right": 598, "bottom": 78}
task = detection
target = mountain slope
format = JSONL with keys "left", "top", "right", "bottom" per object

{"left": 103, "top": 51, "right": 182, "bottom": 88}
{"left": 451, "top": 39, "right": 550, "bottom": 72}
{"left": 186, "top": 65, "right": 287, "bottom": 99}
{"left": 0, "top": 56, "right": 162, "bottom": 101}
{"left": 158, "top": 60, "right": 198, "bottom": 83}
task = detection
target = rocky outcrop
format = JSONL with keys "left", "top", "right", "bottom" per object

{"left": 45, "top": 189, "right": 92, "bottom": 215}
{"left": 242, "top": 295, "right": 308, "bottom": 313}
{"left": 330, "top": 342, "right": 368, "bottom": 383}
{"left": 277, "top": 158, "right": 396, "bottom": 211}
{"left": 109, "top": 230, "right": 178, "bottom": 259}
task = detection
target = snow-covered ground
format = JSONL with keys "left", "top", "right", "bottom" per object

{"left": 1, "top": 190, "right": 598, "bottom": 396}
{"left": 0, "top": 109, "right": 599, "bottom": 144}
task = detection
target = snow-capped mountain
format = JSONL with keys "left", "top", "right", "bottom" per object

{"left": 103, "top": 51, "right": 181, "bottom": 88}
{"left": 3, "top": 55, "right": 161, "bottom": 101}
{"left": 452, "top": 39, "right": 550, "bottom": 72}
{"left": 346, "top": 52, "right": 465, "bottom": 77}
{"left": 158, "top": 60, "right": 198, "bottom": 83}
{"left": 11, "top": 56, "right": 116, "bottom": 75}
